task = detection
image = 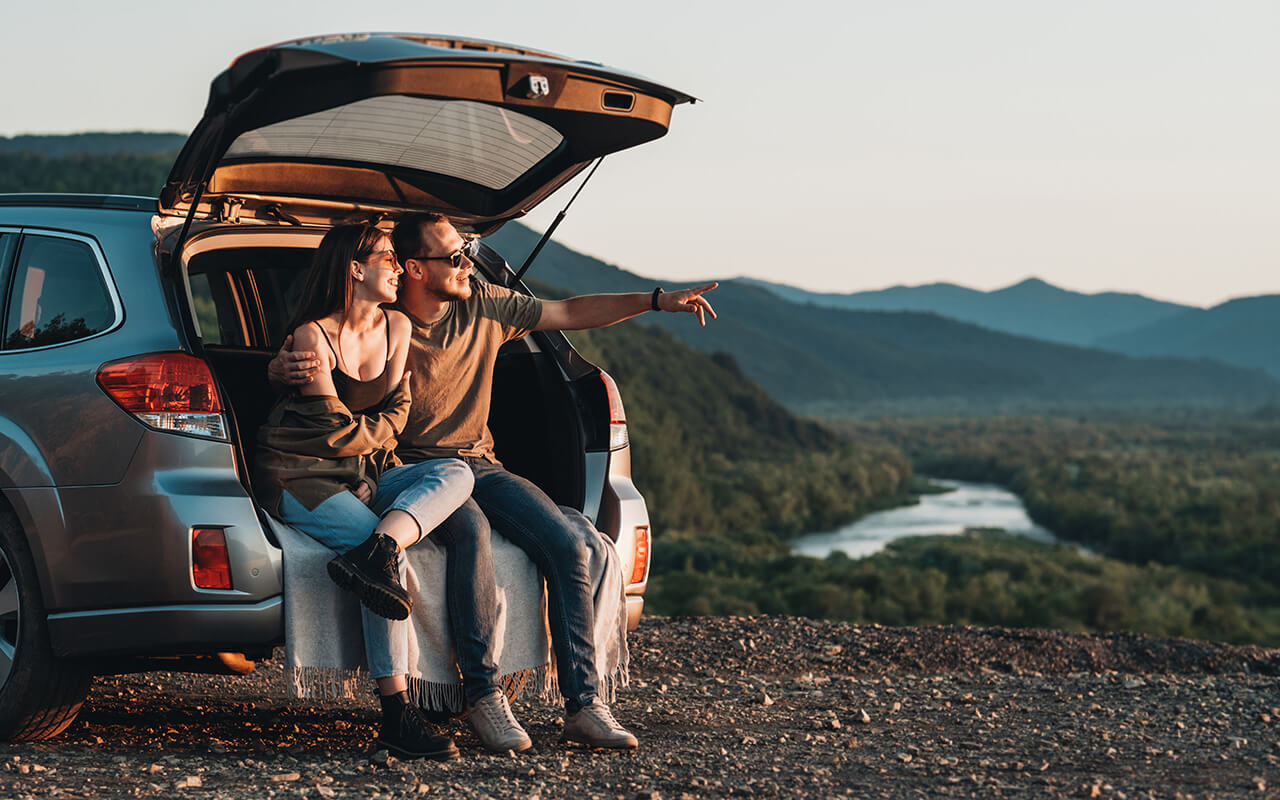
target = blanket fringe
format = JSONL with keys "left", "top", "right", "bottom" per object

{"left": 288, "top": 665, "right": 368, "bottom": 701}
{"left": 286, "top": 660, "right": 629, "bottom": 709}
{"left": 406, "top": 676, "right": 467, "bottom": 713}
{"left": 406, "top": 664, "right": 554, "bottom": 712}
{"left": 538, "top": 652, "right": 630, "bottom": 706}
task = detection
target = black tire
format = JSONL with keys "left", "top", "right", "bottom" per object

{"left": 0, "top": 514, "right": 91, "bottom": 741}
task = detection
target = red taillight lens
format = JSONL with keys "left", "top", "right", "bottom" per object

{"left": 192, "top": 528, "right": 232, "bottom": 590}
{"left": 600, "top": 371, "right": 628, "bottom": 450}
{"left": 97, "top": 352, "right": 226, "bottom": 439}
{"left": 630, "top": 525, "right": 650, "bottom": 585}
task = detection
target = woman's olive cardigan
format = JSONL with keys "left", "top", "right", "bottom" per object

{"left": 254, "top": 383, "right": 410, "bottom": 515}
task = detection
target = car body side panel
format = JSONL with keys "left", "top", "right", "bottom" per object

{"left": 31, "top": 431, "right": 281, "bottom": 613}
{"left": 0, "top": 418, "right": 58, "bottom": 489}
{"left": 0, "top": 361, "right": 143, "bottom": 488}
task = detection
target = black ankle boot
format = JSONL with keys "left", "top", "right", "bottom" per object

{"left": 377, "top": 691, "right": 458, "bottom": 761}
{"left": 327, "top": 533, "right": 412, "bottom": 620}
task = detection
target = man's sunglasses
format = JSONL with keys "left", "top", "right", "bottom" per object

{"left": 407, "top": 242, "right": 473, "bottom": 268}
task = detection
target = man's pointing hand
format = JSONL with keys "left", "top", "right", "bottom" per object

{"left": 658, "top": 282, "right": 719, "bottom": 327}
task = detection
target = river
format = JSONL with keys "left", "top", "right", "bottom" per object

{"left": 790, "top": 478, "right": 1056, "bottom": 559}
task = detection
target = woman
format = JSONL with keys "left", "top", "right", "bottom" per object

{"left": 255, "top": 223, "right": 471, "bottom": 761}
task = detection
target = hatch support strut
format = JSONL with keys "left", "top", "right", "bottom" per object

{"left": 511, "top": 157, "right": 604, "bottom": 286}
{"left": 163, "top": 121, "right": 228, "bottom": 277}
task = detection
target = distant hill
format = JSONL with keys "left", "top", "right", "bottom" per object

{"left": 490, "top": 224, "right": 1280, "bottom": 414}
{"left": 0, "top": 152, "right": 173, "bottom": 195}
{"left": 0, "top": 132, "right": 185, "bottom": 155}
{"left": 738, "top": 276, "right": 1193, "bottom": 348}
{"left": 1096, "top": 295, "right": 1280, "bottom": 378}
{"left": 0, "top": 132, "right": 180, "bottom": 196}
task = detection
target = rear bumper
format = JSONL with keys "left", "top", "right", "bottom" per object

{"left": 47, "top": 596, "right": 282, "bottom": 659}
{"left": 625, "top": 595, "right": 644, "bottom": 631}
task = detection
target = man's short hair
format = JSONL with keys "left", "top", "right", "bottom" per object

{"left": 392, "top": 212, "right": 449, "bottom": 261}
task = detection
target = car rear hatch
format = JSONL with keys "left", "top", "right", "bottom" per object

{"left": 158, "top": 33, "right": 695, "bottom": 235}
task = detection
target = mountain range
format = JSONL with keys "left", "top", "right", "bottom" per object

{"left": 488, "top": 225, "right": 1280, "bottom": 414}
{"left": 737, "top": 277, "right": 1189, "bottom": 347}
{"left": 738, "top": 277, "right": 1280, "bottom": 380}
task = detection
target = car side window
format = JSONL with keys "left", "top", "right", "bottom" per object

{"left": 251, "top": 264, "right": 309, "bottom": 348}
{"left": 0, "top": 234, "right": 16, "bottom": 299}
{"left": 187, "top": 272, "right": 224, "bottom": 345}
{"left": 4, "top": 234, "right": 116, "bottom": 350}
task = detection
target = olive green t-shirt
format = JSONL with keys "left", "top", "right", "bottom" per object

{"left": 394, "top": 280, "right": 542, "bottom": 463}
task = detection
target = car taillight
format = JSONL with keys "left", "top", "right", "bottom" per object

{"left": 600, "top": 371, "right": 628, "bottom": 450}
{"left": 630, "top": 525, "right": 650, "bottom": 585}
{"left": 192, "top": 527, "right": 232, "bottom": 590}
{"left": 96, "top": 352, "right": 227, "bottom": 440}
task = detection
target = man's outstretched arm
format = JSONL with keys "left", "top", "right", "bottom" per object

{"left": 534, "top": 283, "right": 719, "bottom": 331}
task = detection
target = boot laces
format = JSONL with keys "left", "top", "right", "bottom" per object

{"left": 374, "top": 534, "right": 401, "bottom": 571}
{"left": 400, "top": 703, "right": 432, "bottom": 739}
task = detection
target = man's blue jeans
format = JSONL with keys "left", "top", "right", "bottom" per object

{"left": 440, "top": 458, "right": 603, "bottom": 712}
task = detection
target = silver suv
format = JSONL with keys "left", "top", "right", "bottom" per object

{"left": 0, "top": 33, "right": 691, "bottom": 740}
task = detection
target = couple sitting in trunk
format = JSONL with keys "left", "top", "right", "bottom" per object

{"left": 255, "top": 213, "right": 717, "bottom": 760}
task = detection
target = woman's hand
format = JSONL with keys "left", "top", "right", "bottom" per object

{"left": 354, "top": 482, "right": 373, "bottom": 505}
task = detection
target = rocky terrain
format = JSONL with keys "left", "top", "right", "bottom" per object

{"left": 1, "top": 616, "right": 1278, "bottom": 799}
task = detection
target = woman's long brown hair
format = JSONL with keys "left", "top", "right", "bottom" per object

{"left": 284, "top": 223, "right": 388, "bottom": 341}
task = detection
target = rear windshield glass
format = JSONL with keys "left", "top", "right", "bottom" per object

{"left": 224, "top": 96, "right": 564, "bottom": 190}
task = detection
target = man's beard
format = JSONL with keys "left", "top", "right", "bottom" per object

{"left": 427, "top": 272, "right": 471, "bottom": 302}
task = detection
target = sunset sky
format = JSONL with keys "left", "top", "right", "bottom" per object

{"left": 2, "top": 0, "right": 1276, "bottom": 306}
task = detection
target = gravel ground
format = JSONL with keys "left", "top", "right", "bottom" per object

{"left": 2, "top": 616, "right": 1278, "bottom": 799}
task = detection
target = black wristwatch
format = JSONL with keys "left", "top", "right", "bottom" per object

{"left": 651, "top": 287, "right": 664, "bottom": 311}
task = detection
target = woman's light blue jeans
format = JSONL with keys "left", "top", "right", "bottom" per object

{"left": 279, "top": 458, "right": 473, "bottom": 678}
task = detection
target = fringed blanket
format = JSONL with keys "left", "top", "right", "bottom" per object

{"left": 268, "top": 505, "right": 629, "bottom": 712}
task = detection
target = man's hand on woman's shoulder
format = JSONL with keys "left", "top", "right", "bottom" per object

{"left": 267, "top": 333, "right": 322, "bottom": 388}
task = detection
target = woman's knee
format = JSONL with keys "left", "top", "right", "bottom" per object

{"left": 443, "top": 464, "right": 475, "bottom": 508}
{"left": 389, "top": 459, "right": 475, "bottom": 535}
{"left": 405, "top": 459, "right": 473, "bottom": 501}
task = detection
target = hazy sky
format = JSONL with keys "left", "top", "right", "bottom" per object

{"left": 3, "top": 0, "right": 1277, "bottom": 306}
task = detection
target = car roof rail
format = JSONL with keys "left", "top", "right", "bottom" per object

{"left": 0, "top": 194, "right": 155, "bottom": 212}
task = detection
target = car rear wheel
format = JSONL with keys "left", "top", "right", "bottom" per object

{"left": 0, "top": 514, "right": 92, "bottom": 741}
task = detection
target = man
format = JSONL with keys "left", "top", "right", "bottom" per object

{"left": 271, "top": 212, "right": 717, "bottom": 751}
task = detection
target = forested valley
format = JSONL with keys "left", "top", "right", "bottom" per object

{"left": 822, "top": 415, "right": 1280, "bottom": 645}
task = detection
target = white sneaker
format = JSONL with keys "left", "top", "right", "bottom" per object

{"left": 561, "top": 704, "right": 638, "bottom": 750}
{"left": 467, "top": 692, "right": 532, "bottom": 753}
